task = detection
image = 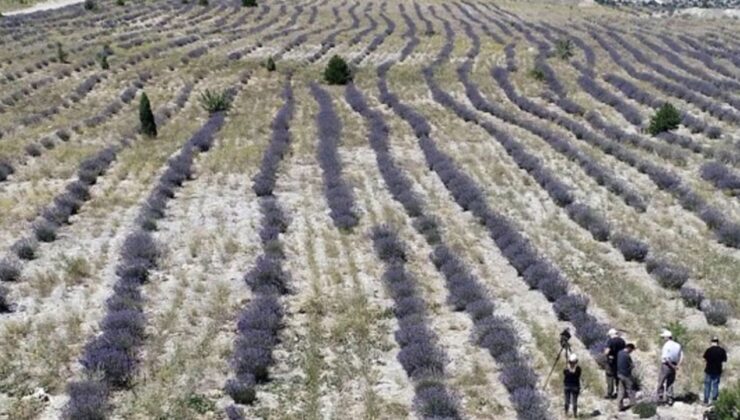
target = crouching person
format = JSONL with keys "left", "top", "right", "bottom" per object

{"left": 564, "top": 353, "right": 581, "bottom": 417}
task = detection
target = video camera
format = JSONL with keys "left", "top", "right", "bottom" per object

{"left": 560, "top": 328, "right": 572, "bottom": 351}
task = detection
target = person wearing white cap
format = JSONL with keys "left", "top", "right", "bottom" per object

{"left": 563, "top": 353, "right": 581, "bottom": 417}
{"left": 603, "top": 328, "right": 625, "bottom": 399}
{"left": 657, "top": 329, "right": 682, "bottom": 405}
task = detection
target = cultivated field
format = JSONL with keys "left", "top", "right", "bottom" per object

{"left": 0, "top": 0, "right": 738, "bottom": 419}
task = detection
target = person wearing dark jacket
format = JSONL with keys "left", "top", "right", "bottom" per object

{"left": 564, "top": 353, "right": 581, "bottom": 418}
{"left": 703, "top": 336, "right": 728, "bottom": 405}
{"left": 617, "top": 343, "right": 637, "bottom": 411}
{"left": 603, "top": 328, "right": 626, "bottom": 399}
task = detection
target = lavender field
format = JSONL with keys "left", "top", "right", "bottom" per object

{"left": 0, "top": 0, "right": 738, "bottom": 418}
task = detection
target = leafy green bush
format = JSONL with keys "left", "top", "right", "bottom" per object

{"left": 713, "top": 380, "right": 740, "bottom": 420}
{"left": 139, "top": 92, "right": 157, "bottom": 138}
{"left": 83, "top": 0, "right": 96, "bottom": 10}
{"left": 648, "top": 103, "right": 681, "bottom": 135}
{"left": 555, "top": 39, "right": 574, "bottom": 60}
{"left": 242, "top": 0, "right": 257, "bottom": 6}
{"left": 529, "top": 67, "right": 545, "bottom": 81}
{"left": 198, "top": 0, "right": 208, "bottom": 6}
{"left": 198, "top": 89, "right": 232, "bottom": 114}
{"left": 99, "top": 54, "right": 109, "bottom": 70}
{"left": 116, "top": 0, "right": 124, "bottom": 6}
{"left": 324, "top": 55, "right": 352, "bottom": 85}
{"left": 632, "top": 401, "right": 657, "bottom": 418}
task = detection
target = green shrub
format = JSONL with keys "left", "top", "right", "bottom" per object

{"left": 83, "top": 0, "right": 96, "bottom": 10}
{"left": 198, "top": 0, "right": 207, "bottom": 6}
{"left": 99, "top": 54, "right": 109, "bottom": 70}
{"left": 632, "top": 401, "right": 657, "bottom": 418}
{"left": 185, "top": 394, "right": 215, "bottom": 414}
{"left": 242, "top": 0, "right": 257, "bottom": 6}
{"left": 648, "top": 103, "right": 681, "bottom": 135}
{"left": 529, "top": 67, "right": 545, "bottom": 81}
{"left": 266, "top": 57, "right": 276, "bottom": 72}
{"left": 139, "top": 92, "right": 157, "bottom": 138}
{"left": 116, "top": 0, "right": 124, "bottom": 5}
{"left": 198, "top": 89, "right": 232, "bottom": 114}
{"left": 555, "top": 39, "right": 574, "bottom": 60}
{"left": 713, "top": 380, "right": 740, "bottom": 420}
{"left": 324, "top": 55, "right": 352, "bottom": 85}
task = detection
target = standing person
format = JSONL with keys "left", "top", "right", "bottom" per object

{"left": 703, "top": 336, "right": 728, "bottom": 405}
{"left": 604, "top": 328, "right": 626, "bottom": 399}
{"left": 657, "top": 329, "right": 682, "bottom": 405}
{"left": 617, "top": 343, "right": 637, "bottom": 411}
{"left": 564, "top": 353, "right": 581, "bottom": 418}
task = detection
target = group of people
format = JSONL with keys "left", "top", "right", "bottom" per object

{"left": 561, "top": 328, "right": 728, "bottom": 417}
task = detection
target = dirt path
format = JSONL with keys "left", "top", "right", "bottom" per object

{"left": 4, "top": 0, "right": 83, "bottom": 16}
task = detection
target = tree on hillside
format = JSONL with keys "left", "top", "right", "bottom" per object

{"left": 56, "top": 42, "right": 68, "bottom": 64}
{"left": 648, "top": 103, "right": 681, "bottom": 135}
{"left": 242, "top": 0, "right": 257, "bottom": 7}
{"left": 265, "top": 57, "right": 276, "bottom": 72}
{"left": 99, "top": 54, "right": 109, "bottom": 70}
{"left": 139, "top": 93, "right": 157, "bottom": 138}
{"left": 324, "top": 55, "right": 351, "bottom": 85}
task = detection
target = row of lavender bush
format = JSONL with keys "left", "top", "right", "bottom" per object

{"left": 64, "top": 86, "right": 236, "bottom": 418}
{"left": 345, "top": 82, "right": 551, "bottom": 419}
{"left": 224, "top": 80, "right": 294, "bottom": 419}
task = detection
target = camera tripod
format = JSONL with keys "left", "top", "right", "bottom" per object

{"left": 542, "top": 329, "right": 572, "bottom": 390}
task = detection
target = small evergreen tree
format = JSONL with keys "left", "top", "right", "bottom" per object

{"left": 198, "top": 0, "right": 208, "bottom": 6}
{"left": 116, "top": 0, "right": 125, "bottom": 6}
{"left": 99, "top": 54, "right": 109, "bottom": 70}
{"left": 648, "top": 103, "right": 681, "bottom": 135}
{"left": 139, "top": 93, "right": 157, "bottom": 138}
{"left": 265, "top": 57, "right": 276, "bottom": 72}
{"left": 83, "top": 0, "right": 96, "bottom": 10}
{"left": 324, "top": 55, "right": 351, "bottom": 85}
{"left": 56, "top": 42, "right": 67, "bottom": 64}
{"left": 242, "top": 0, "right": 257, "bottom": 6}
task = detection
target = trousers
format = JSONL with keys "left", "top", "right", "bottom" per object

{"left": 704, "top": 373, "right": 721, "bottom": 403}
{"left": 606, "top": 365, "right": 618, "bottom": 397}
{"left": 657, "top": 363, "right": 676, "bottom": 401}
{"left": 617, "top": 374, "right": 636, "bottom": 409}
{"left": 564, "top": 387, "right": 579, "bottom": 416}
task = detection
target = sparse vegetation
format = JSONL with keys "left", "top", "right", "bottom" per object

{"left": 242, "top": 0, "right": 256, "bottom": 6}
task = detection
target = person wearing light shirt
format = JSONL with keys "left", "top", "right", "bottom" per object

{"left": 657, "top": 329, "right": 682, "bottom": 405}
